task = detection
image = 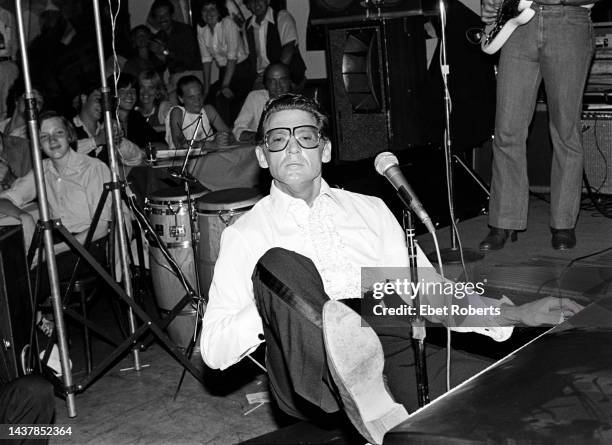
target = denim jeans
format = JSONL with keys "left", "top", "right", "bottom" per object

{"left": 488, "top": 4, "right": 594, "bottom": 230}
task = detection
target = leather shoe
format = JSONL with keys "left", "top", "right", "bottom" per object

{"left": 551, "top": 228, "right": 576, "bottom": 250}
{"left": 322, "top": 300, "right": 408, "bottom": 445}
{"left": 479, "top": 227, "right": 518, "bottom": 251}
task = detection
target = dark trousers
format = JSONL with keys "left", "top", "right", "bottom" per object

{"left": 252, "top": 248, "right": 492, "bottom": 419}
{"left": 33, "top": 237, "right": 107, "bottom": 304}
{"left": 0, "top": 375, "right": 55, "bottom": 444}
{"left": 207, "top": 58, "right": 255, "bottom": 126}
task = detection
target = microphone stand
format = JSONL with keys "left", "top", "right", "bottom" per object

{"left": 401, "top": 206, "right": 429, "bottom": 407}
{"left": 14, "top": 0, "right": 76, "bottom": 417}
{"left": 434, "top": 0, "right": 483, "bottom": 264}
{"left": 167, "top": 114, "right": 207, "bottom": 397}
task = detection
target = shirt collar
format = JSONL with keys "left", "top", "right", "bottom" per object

{"left": 46, "top": 149, "right": 83, "bottom": 176}
{"left": 73, "top": 115, "right": 102, "bottom": 137}
{"left": 249, "top": 7, "right": 274, "bottom": 28}
{"left": 269, "top": 179, "right": 342, "bottom": 217}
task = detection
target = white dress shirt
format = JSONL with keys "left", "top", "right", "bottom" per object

{"left": 197, "top": 17, "right": 248, "bottom": 67}
{"left": 200, "top": 180, "right": 513, "bottom": 370}
{"left": 246, "top": 8, "right": 298, "bottom": 74}
{"left": 232, "top": 89, "right": 269, "bottom": 140}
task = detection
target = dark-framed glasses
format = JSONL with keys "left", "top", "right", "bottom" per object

{"left": 264, "top": 125, "right": 321, "bottom": 152}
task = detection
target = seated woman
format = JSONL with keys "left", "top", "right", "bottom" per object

{"left": 197, "top": 0, "right": 254, "bottom": 125}
{"left": 135, "top": 70, "right": 172, "bottom": 134}
{"left": 114, "top": 73, "right": 165, "bottom": 149}
{"left": 165, "top": 75, "right": 230, "bottom": 149}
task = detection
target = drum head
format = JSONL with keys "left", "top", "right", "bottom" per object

{"left": 149, "top": 184, "right": 208, "bottom": 203}
{"left": 197, "top": 188, "right": 262, "bottom": 211}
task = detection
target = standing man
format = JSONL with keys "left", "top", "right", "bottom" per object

{"left": 150, "top": 0, "right": 203, "bottom": 102}
{"left": 479, "top": 0, "right": 598, "bottom": 251}
{"left": 245, "top": 0, "right": 306, "bottom": 90}
{"left": 232, "top": 62, "right": 292, "bottom": 142}
{"left": 200, "top": 94, "right": 582, "bottom": 444}
{"left": 0, "top": 3, "right": 19, "bottom": 121}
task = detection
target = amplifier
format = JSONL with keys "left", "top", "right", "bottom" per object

{"left": 582, "top": 111, "right": 612, "bottom": 195}
{"left": 0, "top": 225, "right": 34, "bottom": 383}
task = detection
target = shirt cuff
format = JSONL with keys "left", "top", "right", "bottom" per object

{"left": 219, "top": 303, "right": 265, "bottom": 370}
{"left": 451, "top": 295, "right": 515, "bottom": 342}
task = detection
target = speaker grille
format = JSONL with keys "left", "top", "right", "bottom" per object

{"left": 582, "top": 112, "right": 612, "bottom": 195}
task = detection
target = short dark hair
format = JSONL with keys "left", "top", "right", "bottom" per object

{"left": 256, "top": 93, "right": 329, "bottom": 145}
{"left": 151, "top": 0, "right": 174, "bottom": 16}
{"left": 39, "top": 111, "right": 78, "bottom": 147}
{"left": 263, "top": 62, "right": 290, "bottom": 83}
{"left": 197, "top": 0, "right": 229, "bottom": 27}
{"left": 176, "top": 75, "right": 203, "bottom": 98}
{"left": 116, "top": 73, "right": 138, "bottom": 94}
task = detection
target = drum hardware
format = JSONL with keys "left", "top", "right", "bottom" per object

{"left": 139, "top": 186, "right": 207, "bottom": 353}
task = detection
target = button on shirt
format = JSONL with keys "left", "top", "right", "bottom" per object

{"left": 197, "top": 17, "right": 248, "bottom": 67}
{"left": 200, "top": 181, "right": 513, "bottom": 370}
{"left": 0, "top": 149, "right": 112, "bottom": 233}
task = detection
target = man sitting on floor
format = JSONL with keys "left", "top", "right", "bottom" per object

{"left": 232, "top": 62, "right": 292, "bottom": 143}
{"left": 200, "top": 94, "right": 582, "bottom": 444}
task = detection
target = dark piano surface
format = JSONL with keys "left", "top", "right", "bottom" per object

{"left": 386, "top": 295, "right": 612, "bottom": 444}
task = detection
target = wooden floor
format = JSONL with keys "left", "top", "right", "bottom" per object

{"left": 49, "top": 196, "right": 612, "bottom": 444}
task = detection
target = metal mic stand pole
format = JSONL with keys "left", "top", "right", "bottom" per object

{"left": 402, "top": 209, "right": 429, "bottom": 407}
{"left": 14, "top": 0, "right": 77, "bottom": 417}
{"left": 436, "top": 0, "right": 483, "bottom": 264}
{"left": 92, "top": 0, "right": 141, "bottom": 371}
{"left": 171, "top": 115, "right": 209, "bottom": 399}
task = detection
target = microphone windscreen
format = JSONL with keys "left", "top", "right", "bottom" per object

{"left": 374, "top": 152, "right": 399, "bottom": 176}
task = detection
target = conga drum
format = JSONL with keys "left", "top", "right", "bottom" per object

{"left": 146, "top": 185, "right": 207, "bottom": 349}
{"left": 196, "top": 188, "right": 262, "bottom": 295}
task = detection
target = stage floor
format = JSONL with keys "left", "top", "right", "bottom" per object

{"left": 50, "top": 196, "right": 612, "bottom": 444}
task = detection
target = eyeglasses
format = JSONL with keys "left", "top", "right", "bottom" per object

{"left": 264, "top": 125, "right": 321, "bottom": 152}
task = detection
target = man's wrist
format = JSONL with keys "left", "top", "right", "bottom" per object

{"left": 499, "top": 304, "right": 520, "bottom": 326}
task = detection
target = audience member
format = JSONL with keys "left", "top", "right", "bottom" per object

{"left": 165, "top": 75, "right": 230, "bottom": 149}
{"left": 233, "top": 62, "right": 291, "bottom": 143}
{"left": 147, "top": 0, "right": 192, "bottom": 30}
{"left": 0, "top": 130, "right": 33, "bottom": 190}
{"left": 245, "top": 0, "right": 306, "bottom": 89}
{"left": 114, "top": 73, "right": 164, "bottom": 149}
{"left": 123, "top": 25, "right": 167, "bottom": 80}
{"left": 0, "top": 112, "right": 111, "bottom": 318}
{"left": 150, "top": 0, "right": 204, "bottom": 102}
{"left": 0, "top": 83, "right": 44, "bottom": 139}
{"left": 198, "top": 0, "right": 255, "bottom": 125}
{"left": 0, "top": 3, "right": 19, "bottom": 121}
{"left": 73, "top": 83, "right": 144, "bottom": 168}
{"left": 136, "top": 69, "right": 172, "bottom": 134}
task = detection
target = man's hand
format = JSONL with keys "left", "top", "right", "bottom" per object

{"left": 481, "top": 0, "right": 503, "bottom": 24}
{"left": 502, "top": 296, "right": 584, "bottom": 326}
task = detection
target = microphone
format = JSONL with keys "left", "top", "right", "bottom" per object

{"left": 374, "top": 152, "right": 435, "bottom": 234}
